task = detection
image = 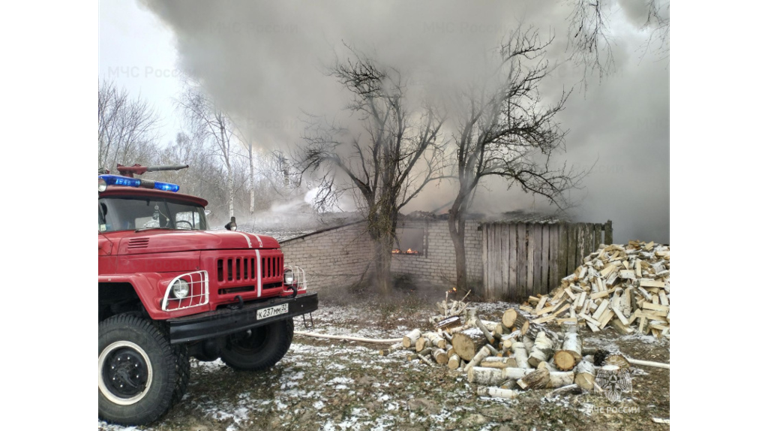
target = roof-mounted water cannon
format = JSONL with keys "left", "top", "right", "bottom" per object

{"left": 116, "top": 163, "right": 189, "bottom": 178}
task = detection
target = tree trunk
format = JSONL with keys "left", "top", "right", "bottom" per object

{"left": 369, "top": 210, "right": 396, "bottom": 296}
{"left": 220, "top": 123, "right": 234, "bottom": 219}
{"left": 248, "top": 143, "right": 255, "bottom": 216}
{"left": 448, "top": 205, "right": 467, "bottom": 291}
{"left": 373, "top": 238, "right": 393, "bottom": 295}
{"left": 227, "top": 160, "right": 234, "bottom": 218}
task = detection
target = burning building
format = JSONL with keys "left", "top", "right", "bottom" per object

{"left": 279, "top": 211, "right": 612, "bottom": 300}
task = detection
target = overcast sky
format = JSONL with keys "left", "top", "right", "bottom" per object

{"left": 98, "top": 0, "right": 669, "bottom": 243}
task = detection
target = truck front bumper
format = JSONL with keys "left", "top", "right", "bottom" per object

{"left": 167, "top": 292, "right": 318, "bottom": 344}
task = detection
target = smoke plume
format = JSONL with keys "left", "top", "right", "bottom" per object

{"left": 140, "top": 0, "right": 669, "bottom": 243}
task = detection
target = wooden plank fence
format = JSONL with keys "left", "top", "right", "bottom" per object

{"left": 482, "top": 220, "right": 613, "bottom": 301}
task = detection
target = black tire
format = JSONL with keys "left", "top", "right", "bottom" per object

{"left": 170, "top": 343, "right": 190, "bottom": 407}
{"left": 151, "top": 321, "right": 191, "bottom": 408}
{"left": 220, "top": 319, "right": 294, "bottom": 371}
{"left": 98, "top": 314, "right": 177, "bottom": 426}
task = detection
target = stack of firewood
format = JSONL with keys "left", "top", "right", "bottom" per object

{"left": 383, "top": 295, "right": 629, "bottom": 399}
{"left": 518, "top": 241, "right": 670, "bottom": 338}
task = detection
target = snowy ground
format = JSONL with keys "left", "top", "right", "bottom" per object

{"left": 98, "top": 299, "right": 670, "bottom": 431}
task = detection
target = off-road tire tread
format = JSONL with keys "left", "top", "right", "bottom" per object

{"left": 221, "top": 319, "right": 294, "bottom": 372}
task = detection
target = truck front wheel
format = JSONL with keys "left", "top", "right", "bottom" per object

{"left": 220, "top": 319, "right": 294, "bottom": 371}
{"left": 98, "top": 314, "right": 177, "bottom": 425}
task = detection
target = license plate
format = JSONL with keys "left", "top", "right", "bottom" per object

{"left": 257, "top": 303, "right": 289, "bottom": 320}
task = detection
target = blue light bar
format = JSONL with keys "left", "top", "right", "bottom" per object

{"left": 153, "top": 181, "right": 180, "bottom": 192}
{"left": 99, "top": 175, "right": 140, "bottom": 188}
{"left": 99, "top": 175, "right": 180, "bottom": 193}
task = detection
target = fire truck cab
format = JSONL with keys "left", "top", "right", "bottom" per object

{"left": 97, "top": 166, "right": 317, "bottom": 425}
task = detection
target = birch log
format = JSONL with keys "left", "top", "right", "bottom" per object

{"left": 415, "top": 337, "right": 432, "bottom": 352}
{"left": 494, "top": 323, "right": 511, "bottom": 337}
{"left": 464, "top": 307, "right": 477, "bottom": 325}
{"left": 407, "top": 347, "right": 432, "bottom": 362}
{"left": 379, "top": 342, "right": 405, "bottom": 356}
{"left": 468, "top": 367, "right": 504, "bottom": 385}
{"left": 452, "top": 328, "right": 488, "bottom": 361}
{"left": 553, "top": 332, "right": 582, "bottom": 371}
{"left": 547, "top": 371, "right": 575, "bottom": 388}
{"left": 501, "top": 330, "right": 521, "bottom": 349}
{"left": 475, "top": 319, "right": 496, "bottom": 344}
{"left": 464, "top": 345, "right": 493, "bottom": 372}
{"left": 504, "top": 367, "right": 537, "bottom": 380}
{"left": 502, "top": 308, "right": 518, "bottom": 329}
{"left": 512, "top": 342, "right": 532, "bottom": 369}
{"left": 432, "top": 348, "right": 449, "bottom": 365}
{"left": 480, "top": 357, "right": 516, "bottom": 369}
{"left": 436, "top": 316, "right": 461, "bottom": 331}
{"left": 425, "top": 332, "right": 446, "bottom": 349}
{"left": 517, "top": 367, "right": 550, "bottom": 390}
{"left": 575, "top": 361, "right": 595, "bottom": 390}
{"left": 523, "top": 336, "right": 534, "bottom": 354}
{"left": 402, "top": 329, "right": 421, "bottom": 348}
{"left": 447, "top": 354, "right": 461, "bottom": 370}
{"left": 477, "top": 386, "right": 519, "bottom": 399}
{"left": 468, "top": 366, "right": 535, "bottom": 385}
{"left": 527, "top": 331, "right": 555, "bottom": 367}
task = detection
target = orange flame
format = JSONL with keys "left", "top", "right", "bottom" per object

{"left": 393, "top": 248, "right": 420, "bottom": 255}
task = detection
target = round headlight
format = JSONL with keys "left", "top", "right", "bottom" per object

{"left": 172, "top": 279, "right": 190, "bottom": 299}
{"left": 284, "top": 270, "right": 295, "bottom": 285}
{"left": 98, "top": 177, "right": 107, "bottom": 192}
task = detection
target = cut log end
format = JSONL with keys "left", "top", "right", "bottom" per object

{"left": 453, "top": 328, "right": 488, "bottom": 361}
{"left": 447, "top": 354, "right": 461, "bottom": 370}
{"left": 502, "top": 308, "right": 519, "bottom": 329}
{"left": 553, "top": 351, "right": 577, "bottom": 371}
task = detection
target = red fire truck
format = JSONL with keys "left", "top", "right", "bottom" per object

{"left": 98, "top": 164, "right": 317, "bottom": 425}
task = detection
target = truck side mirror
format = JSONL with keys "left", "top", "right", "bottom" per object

{"left": 225, "top": 216, "right": 237, "bottom": 231}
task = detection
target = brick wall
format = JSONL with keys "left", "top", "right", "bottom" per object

{"left": 279, "top": 222, "right": 375, "bottom": 291}
{"left": 390, "top": 220, "right": 483, "bottom": 288}
{"left": 279, "top": 219, "right": 484, "bottom": 291}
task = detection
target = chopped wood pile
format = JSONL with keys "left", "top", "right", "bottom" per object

{"left": 518, "top": 241, "right": 670, "bottom": 338}
{"left": 383, "top": 293, "right": 636, "bottom": 398}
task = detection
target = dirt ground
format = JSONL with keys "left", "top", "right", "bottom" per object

{"left": 98, "top": 292, "right": 670, "bottom": 431}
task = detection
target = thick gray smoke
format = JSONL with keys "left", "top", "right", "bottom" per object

{"left": 140, "top": 0, "right": 669, "bottom": 243}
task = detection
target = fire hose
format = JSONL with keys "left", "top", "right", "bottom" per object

{"left": 294, "top": 331, "right": 401, "bottom": 344}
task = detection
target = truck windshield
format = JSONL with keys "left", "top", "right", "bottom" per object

{"left": 98, "top": 197, "right": 208, "bottom": 232}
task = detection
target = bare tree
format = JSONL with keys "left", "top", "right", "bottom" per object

{"left": 248, "top": 140, "right": 255, "bottom": 215}
{"left": 567, "top": 0, "right": 670, "bottom": 84}
{"left": 446, "top": 27, "right": 588, "bottom": 291}
{"left": 299, "top": 51, "right": 447, "bottom": 295}
{"left": 178, "top": 87, "right": 237, "bottom": 218}
{"left": 98, "top": 80, "right": 159, "bottom": 171}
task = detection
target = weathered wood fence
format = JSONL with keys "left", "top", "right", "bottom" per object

{"left": 482, "top": 220, "right": 613, "bottom": 300}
